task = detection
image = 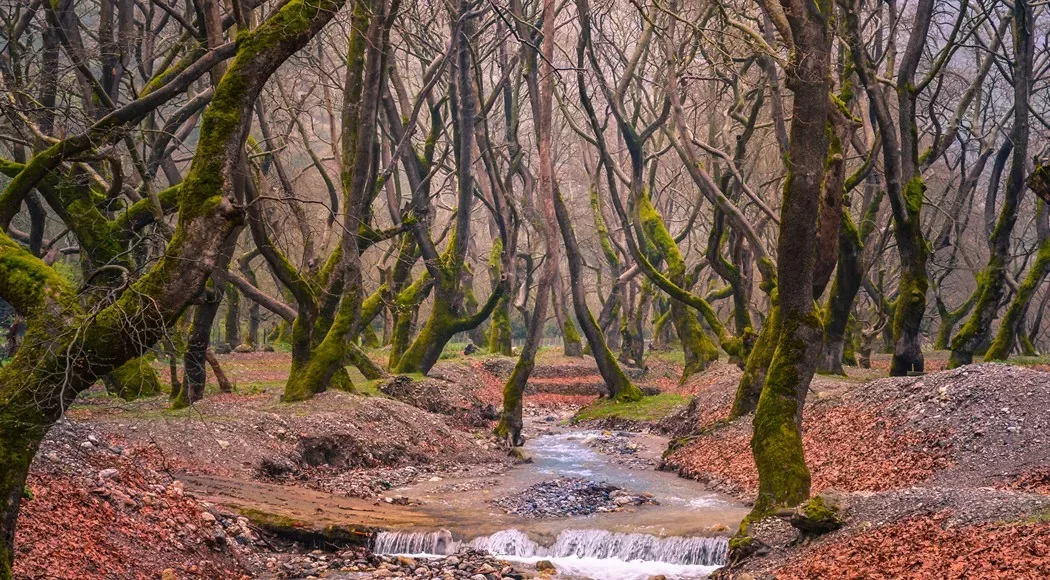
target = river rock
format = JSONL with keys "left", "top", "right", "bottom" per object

{"left": 536, "top": 559, "right": 557, "bottom": 572}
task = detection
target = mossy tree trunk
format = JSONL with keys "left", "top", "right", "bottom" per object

{"left": 636, "top": 194, "right": 720, "bottom": 379}
{"left": 748, "top": 0, "right": 832, "bottom": 522}
{"left": 394, "top": 2, "right": 504, "bottom": 376}
{"left": 847, "top": 0, "right": 935, "bottom": 377}
{"left": 731, "top": 297, "right": 779, "bottom": 418}
{"left": 462, "top": 266, "right": 489, "bottom": 348}
{"left": 818, "top": 182, "right": 883, "bottom": 374}
{"left": 283, "top": 0, "right": 392, "bottom": 401}
{"left": 950, "top": 2, "right": 1033, "bottom": 368}
{"left": 987, "top": 184, "right": 1050, "bottom": 360}
{"left": 552, "top": 276, "right": 583, "bottom": 357}
{"left": 0, "top": 0, "right": 346, "bottom": 569}
{"left": 933, "top": 293, "right": 976, "bottom": 350}
{"left": 389, "top": 274, "right": 433, "bottom": 368}
{"left": 495, "top": 0, "right": 559, "bottom": 445}
{"left": 487, "top": 240, "right": 513, "bottom": 355}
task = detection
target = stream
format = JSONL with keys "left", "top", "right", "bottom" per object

{"left": 374, "top": 422, "right": 749, "bottom": 579}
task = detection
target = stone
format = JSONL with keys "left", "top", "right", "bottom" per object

{"left": 200, "top": 512, "right": 216, "bottom": 523}
{"left": 98, "top": 468, "right": 118, "bottom": 479}
{"left": 397, "top": 555, "right": 417, "bottom": 568}
{"left": 161, "top": 569, "right": 177, "bottom": 580}
{"left": 535, "top": 560, "right": 557, "bottom": 573}
{"left": 444, "top": 556, "right": 461, "bottom": 566}
{"left": 371, "top": 569, "right": 392, "bottom": 578}
{"left": 217, "top": 440, "right": 231, "bottom": 450}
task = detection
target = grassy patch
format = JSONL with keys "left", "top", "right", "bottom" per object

{"left": 1008, "top": 355, "right": 1050, "bottom": 368}
{"left": 573, "top": 393, "right": 689, "bottom": 423}
{"left": 648, "top": 348, "right": 689, "bottom": 366}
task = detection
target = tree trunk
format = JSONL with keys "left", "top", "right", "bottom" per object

{"left": 0, "top": 0, "right": 348, "bottom": 566}
{"left": 495, "top": 0, "right": 559, "bottom": 445}
{"left": 552, "top": 275, "right": 583, "bottom": 357}
{"left": 205, "top": 349, "right": 234, "bottom": 393}
{"left": 748, "top": 0, "right": 832, "bottom": 521}
{"left": 224, "top": 286, "right": 241, "bottom": 349}
{"left": 555, "top": 187, "right": 643, "bottom": 401}
{"left": 818, "top": 214, "right": 863, "bottom": 375}
{"left": 987, "top": 200, "right": 1050, "bottom": 360}
{"left": 487, "top": 240, "right": 513, "bottom": 355}
{"left": 731, "top": 299, "right": 778, "bottom": 418}
{"left": 951, "top": 0, "right": 1034, "bottom": 367}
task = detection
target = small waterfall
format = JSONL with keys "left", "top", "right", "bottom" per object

{"left": 376, "top": 528, "right": 727, "bottom": 567}
{"left": 373, "top": 529, "right": 461, "bottom": 555}
{"left": 546, "top": 529, "right": 728, "bottom": 566}
{"left": 468, "top": 529, "right": 544, "bottom": 557}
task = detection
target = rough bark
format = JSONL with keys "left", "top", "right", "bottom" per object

{"left": 748, "top": 0, "right": 832, "bottom": 524}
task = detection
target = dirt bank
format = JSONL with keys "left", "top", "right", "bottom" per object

{"left": 660, "top": 361, "right": 1050, "bottom": 577}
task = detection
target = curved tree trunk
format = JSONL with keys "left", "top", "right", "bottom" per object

{"left": 555, "top": 187, "right": 643, "bottom": 401}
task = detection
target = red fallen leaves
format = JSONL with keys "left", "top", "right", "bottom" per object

{"left": 776, "top": 514, "right": 1050, "bottom": 579}
{"left": 666, "top": 405, "right": 952, "bottom": 497}
{"left": 1008, "top": 468, "right": 1050, "bottom": 495}
{"left": 15, "top": 449, "right": 245, "bottom": 579}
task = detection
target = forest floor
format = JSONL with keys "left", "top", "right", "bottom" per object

{"left": 12, "top": 347, "right": 1050, "bottom": 579}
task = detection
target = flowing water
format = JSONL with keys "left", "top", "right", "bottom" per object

{"left": 373, "top": 425, "right": 748, "bottom": 579}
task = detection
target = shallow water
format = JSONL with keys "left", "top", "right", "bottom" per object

{"left": 377, "top": 425, "right": 749, "bottom": 579}
{"left": 398, "top": 426, "right": 749, "bottom": 540}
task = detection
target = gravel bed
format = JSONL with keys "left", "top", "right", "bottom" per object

{"left": 491, "top": 477, "right": 655, "bottom": 518}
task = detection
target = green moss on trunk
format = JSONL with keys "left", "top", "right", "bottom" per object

{"left": 750, "top": 313, "right": 820, "bottom": 518}
{"left": 732, "top": 300, "right": 779, "bottom": 418}
{"left": 104, "top": 356, "right": 162, "bottom": 400}
{"left": 985, "top": 238, "right": 1050, "bottom": 361}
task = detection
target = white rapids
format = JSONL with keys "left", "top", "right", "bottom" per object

{"left": 373, "top": 528, "right": 728, "bottom": 579}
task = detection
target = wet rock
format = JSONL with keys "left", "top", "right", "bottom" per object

{"left": 536, "top": 559, "right": 557, "bottom": 572}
